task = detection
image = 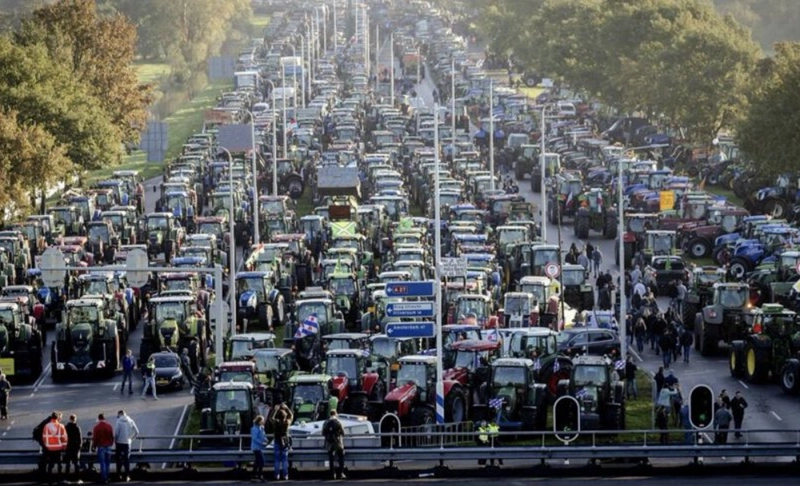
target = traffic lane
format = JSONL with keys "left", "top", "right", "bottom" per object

{"left": 144, "top": 175, "right": 164, "bottom": 214}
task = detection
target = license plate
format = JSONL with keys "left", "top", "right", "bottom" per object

{"left": 157, "top": 379, "right": 168, "bottom": 385}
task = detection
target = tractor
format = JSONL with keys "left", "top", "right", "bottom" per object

{"left": 697, "top": 282, "right": 752, "bottom": 356}
{"left": 225, "top": 332, "right": 276, "bottom": 361}
{"left": 471, "top": 357, "right": 548, "bottom": 431}
{"left": 683, "top": 266, "right": 727, "bottom": 327}
{"left": 86, "top": 220, "right": 119, "bottom": 264}
{"left": 547, "top": 172, "right": 584, "bottom": 224}
{"left": 47, "top": 205, "right": 85, "bottom": 238}
{"left": 530, "top": 152, "right": 561, "bottom": 193}
{"left": 143, "top": 212, "right": 185, "bottom": 262}
{"left": 500, "top": 292, "right": 537, "bottom": 328}
{"left": 557, "top": 355, "right": 625, "bottom": 431}
{"left": 324, "top": 348, "right": 386, "bottom": 420}
{"left": 286, "top": 374, "right": 334, "bottom": 424}
{"left": 235, "top": 271, "right": 286, "bottom": 329}
{"left": 0, "top": 302, "right": 43, "bottom": 383}
{"left": 573, "top": 188, "right": 617, "bottom": 239}
{"left": 326, "top": 271, "right": 363, "bottom": 329}
{"left": 286, "top": 297, "right": 345, "bottom": 371}
{"left": 642, "top": 230, "right": 680, "bottom": 265}
{"left": 444, "top": 339, "right": 502, "bottom": 419}
{"left": 139, "top": 295, "right": 207, "bottom": 375}
{"left": 730, "top": 304, "right": 800, "bottom": 393}
{"left": 506, "top": 328, "right": 572, "bottom": 402}
{"left": 199, "top": 382, "right": 257, "bottom": 437}
{"left": 253, "top": 347, "right": 299, "bottom": 406}
{"left": 51, "top": 298, "right": 120, "bottom": 382}
{"left": 561, "top": 264, "right": 594, "bottom": 311}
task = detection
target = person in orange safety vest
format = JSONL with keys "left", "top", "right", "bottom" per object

{"left": 42, "top": 411, "right": 68, "bottom": 482}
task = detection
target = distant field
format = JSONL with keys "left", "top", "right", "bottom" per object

{"left": 134, "top": 60, "right": 170, "bottom": 85}
{"left": 251, "top": 13, "right": 270, "bottom": 37}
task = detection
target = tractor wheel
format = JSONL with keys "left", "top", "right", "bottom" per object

{"left": 728, "top": 257, "right": 751, "bottom": 280}
{"left": 688, "top": 238, "right": 710, "bottom": 259}
{"left": 525, "top": 76, "right": 538, "bottom": 87}
{"left": 682, "top": 303, "right": 698, "bottom": 331}
{"left": 763, "top": 198, "right": 787, "bottom": 218}
{"left": 444, "top": 388, "right": 467, "bottom": 423}
{"left": 729, "top": 342, "right": 745, "bottom": 378}
{"left": 603, "top": 216, "right": 617, "bottom": 239}
{"left": 700, "top": 321, "right": 719, "bottom": 356}
{"left": 780, "top": 361, "right": 800, "bottom": 395}
{"left": 575, "top": 215, "right": 590, "bottom": 239}
{"left": 258, "top": 304, "right": 270, "bottom": 329}
{"left": 272, "top": 295, "right": 286, "bottom": 328}
{"left": 411, "top": 406, "right": 435, "bottom": 428}
{"left": 744, "top": 341, "right": 770, "bottom": 384}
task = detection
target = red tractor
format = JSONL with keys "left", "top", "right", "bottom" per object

{"left": 324, "top": 348, "right": 386, "bottom": 420}
{"left": 383, "top": 355, "right": 467, "bottom": 427}
{"left": 444, "top": 339, "right": 502, "bottom": 419}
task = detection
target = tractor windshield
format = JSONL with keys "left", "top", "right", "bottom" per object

{"left": 329, "top": 277, "right": 356, "bottom": 295}
{"left": 237, "top": 277, "right": 266, "bottom": 300}
{"left": 84, "top": 279, "right": 112, "bottom": 295}
{"left": 218, "top": 369, "right": 254, "bottom": 384}
{"left": 504, "top": 295, "right": 531, "bottom": 315}
{"left": 370, "top": 338, "right": 395, "bottom": 359}
{"left": 88, "top": 225, "right": 110, "bottom": 243}
{"left": 717, "top": 287, "right": 748, "bottom": 308}
{"left": 52, "top": 209, "right": 74, "bottom": 226}
{"left": 533, "top": 249, "right": 559, "bottom": 267}
{"left": 68, "top": 305, "right": 98, "bottom": 323}
{"left": 301, "top": 218, "right": 323, "bottom": 235}
{"left": 456, "top": 298, "right": 487, "bottom": 321}
{"left": 292, "top": 383, "right": 325, "bottom": 404}
{"left": 454, "top": 349, "right": 491, "bottom": 370}
{"left": 163, "top": 277, "right": 193, "bottom": 292}
{"left": 0, "top": 308, "right": 14, "bottom": 325}
{"left": 498, "top": 228, "right": 526, "bottom": 246}
{"left": 262, "top": 200, "right": 285, "bottom": 214}
{"left": 254, "top": 353, "right": 281, "bottom": 373}
{"left": 573, "top": 365, "right": 607, "bottom": 386}
{"left": 491, "top": 200, "right": 514, "bottom": 214}
{"left": 519, "top": 283, "right": 547, "bottom": 304}
{"left": 562, "top": 268, "right": 585, "bottom": 286}
{"left": 326, "top": 356, "right": 358, "bottom": 379}
{"left": 649, "top": 234, "right": 673, "bottom": 254}
{"left": 297, "top": 304, "right": 326, "bottom": 324}
{"left": 397, "top": 362, "right": 428, "bottom": 388}
{"left": 216, "top": 389, "right": 250, "bottom": 411}
{"left": 197, "top": 222, "right": 223, "bottom": 237}
{"left": 147, "top": 216, "right": 169, "bottom": 231}
{"left": 155, "top": 301, "right": 186, "bottom": 323}
{"left": 493, "top": 366, "right": 525, "bottom": 387}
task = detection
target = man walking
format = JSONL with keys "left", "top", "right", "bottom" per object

{"left": 591, "top": 247, "right": 602, "bottom": 278}
{"left": 92, "top": 413, "right": 114, "bottom": 485}
{"left": 714, "top": 402, "right": 733, "bottom": 444}
{"left": 180, "top": 348, "right": 196, "bottom": 391}
{"left": 121, "top": 350, "right": 135, "bottom": 395}
{"left": 64, "top": 414, "right": 83, "bottom": 483}
{"left": 323, "top": 410, "right": 346, "bottom": 479}
{"left": 0, "top": 373, "right": 10, "bottom": 419}
{"left": 625, "top": 356, "right": 638, "bottom": 400}
{"left": 42, "top": 411, "right": 68, "bottom": 485}
{"left": 141, "top": 357, "right": 158, "bottom": 400}
{"left": 680, "top": 328, "right": 693, "bottom": 363}
{"left": 114, "top": 410, "right": 139, "bottom": 482}
{"left": 731, "top": 390, "right": 748, "bottom": 438}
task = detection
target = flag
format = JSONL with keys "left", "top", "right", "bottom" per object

{"left": 575, "top": 388, "right": 589, "bottom": 399}
{"left": 553, "top": 360, "right": 560, "bottom": 373}
{"left": 485, "top": 329, "right": 499, "bottom": 342}
{"left": 489, "top": 397, "right": 504, "bottom": 409}
{"left": 533, "top": 358, "right": 541, "bottom": 371}
{"left": 566, "top": 191, "right": 574, "bottom": 208}
{"left": 295, "top": 314, "right": 320, "bottom": 338}
{"left": 615, "top": 359, "right": 626, "bottom": 371}
{"left": 698, "top": 176, "right": 707, "bottom": 191}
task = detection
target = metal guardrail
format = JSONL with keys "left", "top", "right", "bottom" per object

{"left": 2, "top": 428, "right": 800, "bottom": 469}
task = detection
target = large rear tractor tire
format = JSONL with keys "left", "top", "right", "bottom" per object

{"left": 780, "top": 361, "right": 800, "bottom": 395}
{"left": 729, "top": 342, "right": 745, "bottom": 378}
{"left": 445, "top": 388, "right": 467, "bottom": 423}
{"left": 744, "top": 341, "right": 770, "bottom": 384}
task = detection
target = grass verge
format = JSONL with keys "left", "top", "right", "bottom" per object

{"left": 704, "top": 184, "right": 744, "bottom": 208}
{"left": 134, "top": 60, "right": 170, "bottom": 85}
{"left": 251, "top": 13, "right": 271, "bottom": 37}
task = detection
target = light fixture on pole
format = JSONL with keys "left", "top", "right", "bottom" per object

{"left": 433, "top": 102, "right": 444, "bottom": 425}
{"left": 489, "top": 79, "right": 495, "bottom": 191}
{"left": 217, "top": 146, "right": 237, "bottom": 338}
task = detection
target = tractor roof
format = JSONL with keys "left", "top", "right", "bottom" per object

{"left": 323, "top": 333, "right": 370, "bottom": 341}
{"left": 230, "top": 332, "right": 276, "bottom": 342}
{"left": 253, "top": 347, "right": 294, "bottom": 358}
{"left": 212, "top": 381, "right": 254, "bottom": 391}
{"left": 399, "top": 355, "right": 438, "bottom": 365}
{"left": 492, "top": 357, "right": 534, "bottom": 368}
{"left": 325, "top": 348, "right": 371, "bottom": 358}
{"left": 149, "top": 295, "right": 193, "bottom": 303}
{"left": 288, "top": 373, "right": 332, "bottom": 384}
{"left": 572, "top": 355, "right": 607, "bottom": 366}
{"left": 450, "top": 339, "right": 501, "bottom": 352}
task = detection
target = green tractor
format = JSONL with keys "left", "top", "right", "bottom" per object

{"left": 51, "top": 298, "right": 120, "bottom": 382}
{"left": 472, "top": 357, "right": 548, "bottom": 431}
{"left": 200, "top": 382, "right": 257, "bottom": 438}
{"left": 557, "top": 356, "right": 625, "bottom": 431}
{"left": 683, "top": 266, "right": 727, "bottom": 328}
{"left": 0, "top": 302, "right": 43, "bottom": 383}
{"left": 730, "top": 304, "right": 800, "bottom": 394}
{"left": 326, "top": 271, "right": 363, "bottom": 329}
{"left": 286, "top": 373, "right": 334, "bottom": 424}
{"left": 561, "top": 264, "right": 594, "bottom": 311}
{"left": 139, "top": 295, "right": 207, "bottom": 375}
{"left": 697, "top": 282, "right": 752, "bottom": 356}
{"left": 143, "top": 212, "right": 184, "bottom": 262}
{"left": 574, "top": 188, "right": 617, "bottom": 239}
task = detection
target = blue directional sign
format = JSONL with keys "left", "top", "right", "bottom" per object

{"left": 386, "top": 322, "right": 436, "bottom": 339}
{"left": 385, "top": 281, "right": 435, "bottom": 298}
{"left": 385, "top": 302, "right": 435, "bottom": 318}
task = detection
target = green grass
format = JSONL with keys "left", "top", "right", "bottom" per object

{"left": 134, "top": 60, "right": 170, "bottom": 85}
{"left": 251, "top": 13, "right": 271, "bottom": 37}
{"left": 705, "top": 184, "right": 744, "bottom": 208}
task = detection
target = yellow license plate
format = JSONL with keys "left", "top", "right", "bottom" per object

{"left": 0, "top": 358, "right": 14, "bottom": 376}
{"left": 157, "top": 379, "right": 168, "bottom": 385}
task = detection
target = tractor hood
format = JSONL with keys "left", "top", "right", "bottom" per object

{"left": 239, "top": 290, "right": 257, "bottom": 309}
{"left": 384, "top": 381, "right": 417, "bottom": 404}
{"left": 159, "top": 319, "right": 179, "bottom": 348}
{"left": 331, "top": 375, "right": 349, "bottom": 399}
{"left": 443, "top": 367, "right": 469, "bottom": 385}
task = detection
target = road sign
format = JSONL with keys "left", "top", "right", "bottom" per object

{"left": 544, "top": 262, "right": 561, "bottom": 279}
{"left": 438, "top": 256, "right": 468, "bottom": 278}
{"left": 385, "top": 322, "right": 436, "bottom": 338}
{"left": 385, "top": 281, "right": 435, "bottom": 298}
{"left": 553, "top": 395, "right": 581, "bottom": 443}
{"left": 385, "top": 301, "right": 435, "bottom": 318}
{"left": 660, "top": 190, "right": 675, "bottom": 211}
{"left": 125, "top": 249, "right": 150, "bottom": 288}
{"left": 40, "top": 248, "right": 66, "bottom": 288}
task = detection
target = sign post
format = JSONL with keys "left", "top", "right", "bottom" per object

{"left": 433, "top": 103, "right": 444, "bottom": 425}
{"left": 544, "top": 262, "right": 561, "bottom": 279}
{"left": 385, "top": 302, "right": 435, "bottom": 318}
{"left": 553, "top": 395, "right": 581, "bottom": 443}
{"left": 438, "top": 257, "right": 468, "bottom": 278}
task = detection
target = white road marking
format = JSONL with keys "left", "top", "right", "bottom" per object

{"left": 29, "top": 363, "right": 52, "bottom": 396}
{"left": 771, "top": 411, "right": 782, "bottom": 421}
{"left": 163, "top": 403, "right": 190, "bottom": 470}
{"left": 738, "top": 380, "right": 749, "bottom": 390}
{"left": 113, "top": 383, "right": 119, "bottom": 391}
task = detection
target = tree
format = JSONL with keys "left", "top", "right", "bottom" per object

{"left": 0, "top": 36, "right": 120, "bottom": 171}
{"left": 737, "top": 42, "right": 800, "bottom": 176}
{"left": 14, "top": 0, "right": 153, "bottom": 146}
{"left": 0, "top": 108, "right": 72, "bottom": 218}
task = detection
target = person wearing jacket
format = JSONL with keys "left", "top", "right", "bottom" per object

{"left": 250, "top": 415, "right": 267, "bottom": 482}
{"left": 92, "top": 413, "right": 115, "bottom": 484}
{"left": 64, "top": 414, "right": 83, "bottom": 481}
{"left": 270, "top": 403, "right": 294, "bottom": 481}
{"left": 121, "top": 349, "right": 135, "bottom": 395}
{"left": 114, "top": 410, "right": 139, "bottom": 482}
{"left": 42, "top": 411, "right": 68, "bottom": 485}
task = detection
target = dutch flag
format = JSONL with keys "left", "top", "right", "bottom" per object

{"left": 485, "top": 329, "right": 499, "bottom": 342}
{"left": 615, "top": 359, "right": 626, "bottom": 371}
{"left": 489, "top": 397, "right": 504, "bottom": 409}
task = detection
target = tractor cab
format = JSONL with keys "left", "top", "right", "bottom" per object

{"left": 200, "top": 382, "right": 255, "bottom": 436}
{"left": 226, "top": 333, "right": 276, "bottom": 361}
{"left": 518, "top": 276, "right": 553, "bottom": 313}
{"left": 644, "top": 230, "right": 678, "bottom": 263}
{"left": 502, "top": 292, "right": 536, "bottom": 328}
{"left": 561, "top": 264, "right": 594, "bottom": 311}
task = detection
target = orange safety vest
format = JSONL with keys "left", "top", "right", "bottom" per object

{"left": 42, "top": 420, "right": 67, "bottom": 451}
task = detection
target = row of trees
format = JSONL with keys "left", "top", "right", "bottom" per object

{"left": 470, "top": 0, "right": 800, "bottom": 175}
{"left": 0, "top": 0, "right": 152, "bottom": 215}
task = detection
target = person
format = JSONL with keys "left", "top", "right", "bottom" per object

{"left": 0, "top": 373, "right": 10, "bottom": 419}
{"left": 730, "top": 390, "right": 748, "bottom": 439}
{"left": 630, "top": 265, "right": 642, "bottom": 286}
{"left": 141, "top": 356, "right": 158, "bottom": 400}
{"left": 656, "top": 405, "right": 669, "bottom": 445}
{"left": 680, "top": 402, "right": 693, "bottom": 444}
{"left": 42, "top": 411, "right": 68, "bottom": 485}
{"left": 675, "top": 280, "right": 687, "bottom": 316}
{"left": 121, "top": 349, "right": 135, "bottom": 395}
{"left": 654, "top": 366, "right": 665, "bottom": 396}
{"left": 114, "top": 410, "right": 139, "bottom": 482}
{"left": 64, "top": 414, "right": 82, "bottom": 483}
{"left": 92, "top": 413, "right": 114, "bottom": 485}
{"left": 577, "top": 250, "right": 589, "bottom": 271}
{"left": 323, "top": 409, "right": 346, "bottom": 479}
{"left": 657, "top": 383, "right": 680, "bottom": 424}
{"left": 250, "top": 415, "right": 267, "bottom": 482}
{"left": 591, "top": 247, "right": 602, "bottom": 277}
{"left": 625, "top": 356, "right": 638, "bottom": 400}
{"left": 634, "top": 316, "right": 647, "bottom": 354}
{"left": 714, "top": 402, "right": 733, "bottom": 444}
{"left": 270, "top": 403, "right": 293, "bottom": 481}
{"left": 180, "top": 348, "right": 196, "bottom": 390}
{"left": 680, "top": 328, "right": 693, "bottom": 363}
{"left": 33, "top": 414, "right": 53, "bottom": 478}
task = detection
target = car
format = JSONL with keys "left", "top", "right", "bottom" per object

{"left": 556, "top": 328, "right": 620, "bottom": 357}
{"left": 151, "top": 351, "right": 185, "bottom": 391}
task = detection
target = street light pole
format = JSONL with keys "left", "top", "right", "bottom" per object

{"left": 433, "top": 102, "right": 444, "bottom": 425}
{"left": 287, "top": 44, "right": 297, "bottom": 110}
{"left": 281, "top": 68, "right": 287, "bottom": 159}
{"left": 375, "top": 23, "right": 379, "bottom": 89}
{"left": 245, "top": 109, "right": 260, "bottom": 246}
{"left": 618, "top": 159, "right": 627, "bottom": 361}
{"left": 218, "top": 146, "right": 237, "bottom": 338}
{"left": 390, "top": 33, "right": 395, "bottom": 106}
{"left": 299, "top": 34, "right": 306, "bottom": 109}
{"left": 451, "top": 57, "right": 456, "bottom": 145}
{"left": 489, "top": 79, "right": 495, "bottom": 191}
{"left": 264, "top": 79, "right": 278, "bottom": 197}
{"left": 332, "top": 0, "right": 337, "bottom": 52}
{"left": 540, "top": 106, "right": 547, "bottom": 241}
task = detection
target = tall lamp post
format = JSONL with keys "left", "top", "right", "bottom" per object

{"left": 489, "top": 79, "right": 495, "bottom": 191}
{"left": 332, "top": 0, "right": 337, "bottom": 52}
{"left": 540, "top": 106, "right": 548, "bottom": 241}
{"left": 299, "top": 34, "right": 306, "bottom": 109}
{"left": 217, "top": 146, "right": 237, "bottom": 338}
{"left": 243, "top": 109, "right": 260, "bottom": 246}
{"left": 264, "top": 79, "right": 278, "bottom": 197}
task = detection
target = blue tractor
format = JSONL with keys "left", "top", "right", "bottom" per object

{"left": 235, "top": 271, "right": 286, "bottom": 330}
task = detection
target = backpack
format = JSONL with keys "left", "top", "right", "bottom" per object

{"left": 323, "top": 418, "right": 341, "bottom": 443}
